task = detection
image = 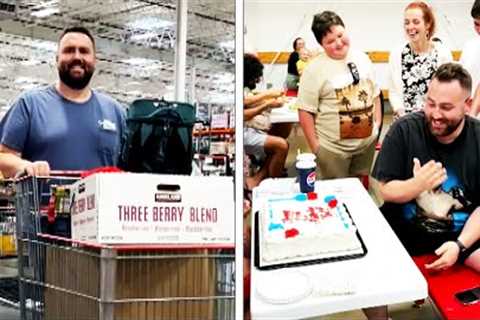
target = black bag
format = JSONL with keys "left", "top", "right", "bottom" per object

{"left": 120, "top": 98, "right": 196, "bottom": 175}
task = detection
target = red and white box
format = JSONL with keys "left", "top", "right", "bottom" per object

{"left": 70, "top": 173, "right": 234, "bottom": 246}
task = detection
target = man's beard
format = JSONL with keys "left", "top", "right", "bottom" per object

{"left": 58, "top": 60, "right": 94, "bottom": 90}
{"left": 426, "top": 116, "right": 463, "bottom": 137}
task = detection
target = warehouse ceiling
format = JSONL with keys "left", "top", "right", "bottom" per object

{"left": 0, "top": 0, "right": 235, "bottom": 116}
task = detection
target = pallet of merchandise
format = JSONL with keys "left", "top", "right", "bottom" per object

{"left": 0, "top": 233, "right": 16, "bottom": 257}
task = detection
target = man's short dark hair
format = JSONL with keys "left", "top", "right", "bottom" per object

{"left": 59, "top": 26, "right": 96, "bottom": 50}
{"left": 244, "top": 53, "right": 263, "bottom": 90}
{"left": 433, "top": 63, "right": 472, "bottom": 95}
{"left": 311, "top": 11, "right": 345, "bottom": 44}
{"left": 471, "top": 0, "right": 480, "bottom": 19}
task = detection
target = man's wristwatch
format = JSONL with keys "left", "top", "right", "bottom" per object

{"left": 455, "top": 239, "right": 467, "bottom": 253}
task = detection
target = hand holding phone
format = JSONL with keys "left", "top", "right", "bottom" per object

{"left": 455, "top": 286, "right": 480, "bottom": 305}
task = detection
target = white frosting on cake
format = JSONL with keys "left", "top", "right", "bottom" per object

{"left": 260, "top": 193, "right": 363, "bottom": 264}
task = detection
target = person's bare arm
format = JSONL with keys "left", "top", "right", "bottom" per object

{"left": 458, "top": 207, "right": 480, "bottom": 249}
{"left": 244, "top": 99, "right": 272, "bottom": 121}
{"left": 469, "top": 84, "right": 480, "bottom": 117}
{"left": 0, "top": 144, "right": 50, "bottom": 177}
{"left": 244, "top": 89, "right": 283, "bottom": 108}
{"left": 373, "top": 95, "right": 382, "bottom": 130}
{"left": 244, "top": 96, "right": 285, "bottom": 121}
{"left": 426, "top": 207, "right": 480, "bottom": 271}
{"left": 298, "top": 110, "right": 319, "bottom": 154}
{"left": 378, "top": 179, "right": 426, "bottom": 203}
{"left": 378, "top": 158, "right": 447, "bottom": 203}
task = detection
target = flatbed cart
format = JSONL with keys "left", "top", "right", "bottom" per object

{"left": 15, "top": 172, "right": 235, "bottom": 320}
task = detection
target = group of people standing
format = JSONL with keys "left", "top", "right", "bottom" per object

{"left": 244, "top": 1, "right": 480, "bottom": 319}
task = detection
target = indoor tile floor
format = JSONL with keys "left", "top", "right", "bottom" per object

{"left": 0, "top": 258, "right": 19, "bottom": 319}
{"left": 0, "top": 305, "right": 19, "bottom": 320}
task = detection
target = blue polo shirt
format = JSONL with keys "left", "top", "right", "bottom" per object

{"left": 0, "top": 85, "right": 126, "bottom": 170}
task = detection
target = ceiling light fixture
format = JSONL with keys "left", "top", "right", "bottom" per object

{"left": 126, "top": 17, "right": 173, "bottom": 31}
{"left": 219, "top": 40, "right": 234, "bottom": 50}
{"left": 29, "top": 40, "right": 57, "bottom": 52}
{"left": 129, "top": 32, "right": 158, "bottom": 42}
{"left": 121, "top": 57, "right": 159, "bottom": 65}
{"left": 31, "top": 7, "right": 59, "bottom": 18}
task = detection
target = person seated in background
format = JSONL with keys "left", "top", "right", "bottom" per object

{"left": 388, "top": 1, "right": 452, "bottom": 119}
{"left": 243, "top": 53, "right": 289, "bottom": 190}
{"left": 372, "top": 63, "right": 480, "bottom": 273}
{"left": 285, "top": 37, "right": 305, "bottom": 91}
{"left": 296, "top": 48, "right": 311, "bottom": 78}
{"left": 460, "top": 0, "right": 480, "bottom": 117}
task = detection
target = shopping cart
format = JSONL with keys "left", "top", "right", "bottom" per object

{"left": 15, "top": 172, "right": 235, "bottom": 320}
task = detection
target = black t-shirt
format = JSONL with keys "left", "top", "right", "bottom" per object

{"left": 287, "top": 51, "right": 299, "bottom": 76}
{"left": 372, "top": 112, "right": 480, "bottom": 254}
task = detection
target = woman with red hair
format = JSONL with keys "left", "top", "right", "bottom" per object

{"left": 388, "top": 1, "right": 452, "bottom": 119}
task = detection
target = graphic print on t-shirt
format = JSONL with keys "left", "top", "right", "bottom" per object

{"left": 334, "top": 78, "right": 375, "bottom": 139}
{"left": 403, "top": 169, "right": 470, "bottom": 233}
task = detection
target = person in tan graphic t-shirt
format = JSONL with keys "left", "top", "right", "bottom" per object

{"left": 297, "top": 11, "right": 382, "bottom": 181}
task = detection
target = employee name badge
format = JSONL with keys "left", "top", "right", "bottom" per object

{"left": 98, "top": 119, "right": 117, "bottom": 132}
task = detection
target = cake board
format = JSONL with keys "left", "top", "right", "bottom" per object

{"left": 254, "top": 203, "right": 368, "bottom": 271}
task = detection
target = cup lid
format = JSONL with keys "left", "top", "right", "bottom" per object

{"left": 296, "top": 153, "right": 316, "bottom": 162}
{"left": 296, "top": 160, "right": 316, "bottom": 169}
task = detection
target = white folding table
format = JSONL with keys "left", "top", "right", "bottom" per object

{"left": 250, "top": 178, "right": 428, "bottom": 320}
{"left": 270, "top": 98, "right": 299, "bottom": 123}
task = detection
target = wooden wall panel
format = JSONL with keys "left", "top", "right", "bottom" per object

{"left": 257, "top": 50, "right": 461, "bottom": 64}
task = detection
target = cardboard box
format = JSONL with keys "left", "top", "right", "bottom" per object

{"left": 70, "top": 173, "right": 234, "bottom": 245}
{"left": 44, "top": 245, "right": 218, "bottom": 320}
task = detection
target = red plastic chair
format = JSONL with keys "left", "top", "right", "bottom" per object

{"left": 285, "top": 89, "right": 298, "bottom": 97}
{"left": 413, "top": 254, "right": 480, "bottom": 319}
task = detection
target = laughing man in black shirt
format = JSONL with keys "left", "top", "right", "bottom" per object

{"left": 373, "top": 63, "right": 480, "bottom": 272}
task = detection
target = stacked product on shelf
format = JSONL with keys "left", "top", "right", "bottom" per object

{"left": 0, "top": 179, "right": 15, "bottom": 258}
{"left": 193, "top": 103, "right": 235, "bottom": 176}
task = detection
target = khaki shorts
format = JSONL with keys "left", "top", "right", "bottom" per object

{"left": 315, "top": 141, "right": 376, "bottom": 179}
{"left": 244, "top": 127, "right": 267, "bottom": 161}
